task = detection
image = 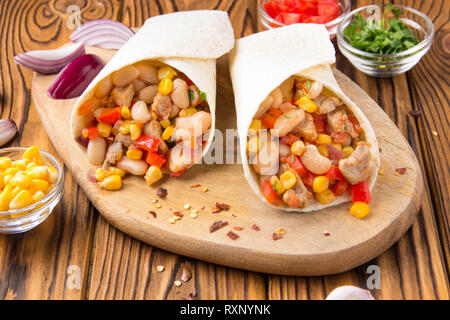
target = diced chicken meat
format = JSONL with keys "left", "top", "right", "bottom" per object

{"left": 114, "top": 133, "right": 132, "bottom": 148}
{"left": 103, "top": 141, "right": 123, "bottom": 169}
{"left": 293, "top": 113, "right": 317, "bottom": 141}
{"left": 143, "top": 120, "right": 169, "bottom": 154}
{"left": 281, "top": 166, "right": 312, "bottom": 208}
{"left": 338, "top": 141, "right": 372, "bottom": 184}
{"left": 327, "top": 107, "right": 358, "bottom": 138}
{"left": 189, "top": 85, "right": 202, "bottom": 107}
{"left": 151, "top": 93, "right": 172, "bottom": 120}
{"left": 314, "top": 96, "right": 341, "bottom": 114}
{"left": 111, "top": 83, "right": 135, "bottom": 107}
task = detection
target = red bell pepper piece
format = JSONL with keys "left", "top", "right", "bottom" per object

{"left": 145, "top": 152, "right": 166, "bottom": 168}
{"left": 348, "top": 114, "right": 362, "bottom": 133}
{"left": 261, "top": 180, "right": 278, "bottom": 204}
{"left": 280, "top": 134, "right": 300, "bottom": 146}
{"left": 312, "top": 113, "right": 327, "bottom": 134}
{"left": 135, "top": 134, "right": 160, "bottom": 153}
{"left": 82, "top": 126, "right": 99, "bottom": 140}
{"left": 352, "top": 181, "right": 371, "bottom": 204}
{"left": 261, "top": 108, "right": 283, "bottom": 129}
{"left": 332, "top": 180, "right": 349, "bottom": 196}
{"left": 301, "top": 171, "right": 317, "bottom": 189}
{"left": 170, "top": 168, "right": 187, "bottom": 177}
{"left": 325, "top": 165, "right": 345, "bottom": 181}
{"left": 99, "top": 108, "right": 121, "bottom": 124}
{"left": 286, "top": 154, "right": 307, "bottom": 177}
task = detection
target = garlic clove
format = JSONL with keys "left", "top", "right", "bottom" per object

{"left": 0, "top": 119, "right": 18, "bottom": 147}
{"left": 326, "top": 285, "right": 375, "bottom": 300}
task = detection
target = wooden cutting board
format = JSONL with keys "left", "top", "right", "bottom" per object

{"left": 31, "top": 47, "right": 423, "bottom": 276}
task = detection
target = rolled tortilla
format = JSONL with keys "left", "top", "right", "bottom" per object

{"left": 72, "top": 10, "right": 235, "bottom": 163}
{"left": 229, "top": 24, "right": 379, "bottom": 212}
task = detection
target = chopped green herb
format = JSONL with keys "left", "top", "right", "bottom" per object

{"left": 284, "top": 115, "right": 291, "bottom": 119}
{"left": 198, "top": 90, "right": 207, "bottom": 102}
{"left": 188, "top": 89, "right": 194, "bottom": 100}
{"left": 290, "top": 154, "right": 294, "bottom": 163}
{"left": 306, "top": 80, "right": 311, "bottom": 89}
{"left": 343, "top": 5, "right": 418, "bottom": 55}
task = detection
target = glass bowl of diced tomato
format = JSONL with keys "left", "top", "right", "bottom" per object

{"left": 260, "top": 0, "right": 351, "bottom": 38}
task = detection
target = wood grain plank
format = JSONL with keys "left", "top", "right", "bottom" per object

{"left": 0, "top": 0, "right": 121, "bottom": 299}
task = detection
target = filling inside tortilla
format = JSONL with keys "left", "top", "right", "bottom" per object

{"left": 248, "top": 76, "right": 372, "bottom": 209}
{"left": 75, "top": 61, "right": 211, "bottom": 189}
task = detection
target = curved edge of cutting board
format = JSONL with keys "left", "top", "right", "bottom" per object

{"left": 31, "top": 49, "right": 423, "bottom": 275}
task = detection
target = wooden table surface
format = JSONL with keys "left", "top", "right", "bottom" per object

{"left": 0, "top": 0, "right": 448, "bottom": 300}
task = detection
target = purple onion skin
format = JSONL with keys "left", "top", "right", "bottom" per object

{"left": 47, "top": 54, "right": 104, "bottom": 99}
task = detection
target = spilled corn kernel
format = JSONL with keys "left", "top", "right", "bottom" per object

{"left": 350, "top": 201, "right": 370, "bottom": 219}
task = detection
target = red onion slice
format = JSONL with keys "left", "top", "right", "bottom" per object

{"left": 0, "top": 119, "right": 18, "bottom": 147}
{"left": 70, "top": 19, "right": 134, "bottom": 49}
{"left": 47, "top": 54, "right": 104, "bottom": 99}
{"left": 14, "top": 42, "right": 85, "bottom": 74}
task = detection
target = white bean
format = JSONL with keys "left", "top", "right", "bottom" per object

{"left": 136, "top": 64, "right": 158, "bottom": 84}
{"left": 133, "top": 79, "right": 147, "bottom": 93}
{"left": 270, "top": 87, "right": 283, "bottom": 109}
{"left": 271, "top": 109, "right": 305, "bottom": 137}
{"left": 138, "top": 85, "right": 158, "bottom": 104}
{"left": 279, "top": 77, "right": 295, "bottom": 101}
{"left": 131, "top": 100, "right": 152, "bottom": 124}
{"left": 300, "top": 145, "right": 331, "bottom": 175}
{"left": 112, "top": 65, "right": 139, "bottom": 87}
{"left": 117, "top": 156, "right": 148, "bottom": 176}
{"left": 170, "top": 79, "right": 189, "bottom": 109}
{"left": 279, "top": 144, "right": 291, "bottom": 159}
{"left": 173, "top": 111, "right": 211, "bottom": 140}
{"left": 252, "top": 137, "right": 279, "bottom": 176}
{"left": 87, "top": 137, "right": 106, "bottom": 165}
{"left": 95, "top": 76, "right": 113, "bottom": 98}
{"left": 167, "top": 142, "right": 189, "bottom": 173}
{"left": 306, "top": 81, "right": 323, "bottom": 99}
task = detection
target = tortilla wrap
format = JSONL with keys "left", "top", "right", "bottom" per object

{"left": 72, "top": 10, "right": 235, "bottom": 161}
{"left": 229, "top": 24, "right": 379, "bottom": 212}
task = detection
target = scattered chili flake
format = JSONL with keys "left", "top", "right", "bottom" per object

{"left": 209, "top": 220, "right": 228, "bottom": 233}
{"left": 272, "top": 233, "right": 282, "bottom": 240}
{"left": 276, "top": 228, "right": 285, "bottom": 235}
{"left": 151, "top": 199, "right": 158, "bottom": 204}
{"left": 190, "top": 184, "right": 201, "bottom": 188}
{"left": 156, "top": 187, "right": 168, "bottom": 198}
{"left": 215, "top": 202, "right": 231, "bottom": 211}
{"left": 156, "top": 265, "right": 165, "bottom": 272}
{"left": 202, "top": 187, "right": 208, "bottom": 192}
{"left": 409, "top": 109, "right": 422, "bottom": 118}
{"left": 379, "top": 169, "right": 385, "bottom": 175}
{"left": 155, "top": 203, "right": 161, "bottom": 209}
{"left": 227, "top": 231, "right": 240, "bottom": 240}
{"left": 211, "top": 206, "right": 221, "bottom": 213}
{"left": 251, "top": 224, "right": 261, "bottom": 231}
{"left": 395, "top": 167, "right": 407, "bottom": 175}
{"left": 181, "top": 266, "right": 192, "bottom": 282}
{"left": 168, "top": 218, "right": 176, "bottom": 224}
{"left": 149, "top": 211, "right": 157, "bottom": 218}
{"left": 185, "top": 292, "right": 196, "bottom": 300}
{"left": 324, "top": 231, "right": 331, "bottom": 237}
{"left": 432, "top": 130, "right": 438, "bottom": 136}
{"left": 174, "top": 280, "right": 182, "bottom": 287}
{"left": 184, "top": 203, "right": 192, "bottom": 210}
{"left": 201, "top": 206, "right": 205, "bottom": 211}
{"left": 232, "top": 214, "right": 237, "bottom": 218}
{"left": 233, "top": 226, "right": 244, "bottom": 231}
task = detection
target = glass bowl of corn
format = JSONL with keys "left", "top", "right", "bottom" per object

{"left": 0, "top": 146, "right": 64, "bottom": 234}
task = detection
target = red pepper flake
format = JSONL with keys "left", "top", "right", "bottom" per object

{"left": 185, "top": 292, "right": 196, "bottom": 300}
{"left": 211, "top": 206, "right": 221, "bottom": 213}
{"left": 149, "top": 211, "right": 157, "bottom": 218}
{"left": 251, "top": 224, "right": 261, "bottom": 231}
{"left": 272, "top": 233, "right": 282, "bottom": 240}
{"left": 173, "top": 211, "right": 183, "bottom": 217}
{"left": 232, "top": 214, "right": 237, "bottom": 218}
{"left": 200, "top": 206, "right": 205, "bottom": 211}
{"left": 209, "top": 220, "right": 228, "bottom": 233}
{"left": 215, "top": 202, "right": 231, "bottom": 211}
{"left": 190, "top": 184, "right": 201, "bottom": 188}
{"left": 156, "top": 187, "right": 168, "bottom": 198}
{"left": 409, "top": 110, "right": 422, "bottom": 118}
{"left": 395, "top": 167, "right": 407, "bottom": 175}
{"left": 227, "top": 231, "right": 239, "bottom": 240}
{"left": 324, "top": 231, "right": 331, "bottom": 237}
{"left": 233, "top": 226, "right": 244, "bottom": 231}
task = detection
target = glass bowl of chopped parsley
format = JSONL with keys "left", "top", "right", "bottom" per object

{"left": 337, "top": 4, "right": 434, "bottom": 77}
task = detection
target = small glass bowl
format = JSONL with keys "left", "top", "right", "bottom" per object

{"left": 259, "top": 0, "right": 351, "bottom": 38}
{"left": 0, "top": 147, "right": 64, "bottom": 234}
{"left": 337, "top": 4, "right": 434, "bottom": 77}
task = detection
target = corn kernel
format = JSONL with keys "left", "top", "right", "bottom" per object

{"left": 26, "top": 166, "right": 49, "bottom": 180}
{"left": 130, "top": 122, "right": 142, "bottom": 140}
{"left": 342, "top": 146, "right": 354, "bottom": 157}
{"left": 32, "top": 191, "right": 46, "bottom": 203}
{"left": 269, "top": 175, "right": 285, "bottom": 195}
{"left": 97, "top": 122, "right": 112, "bottom": 138}
{"left": 151, "top": 111, "right": 159, "bottom": 121}
{"left": 291, "top": 140, "right": 305, "bottom": 156}
{"left": 13, "top": 159, "right": 30, "bottom": 170}
{"left": 313, "top": 176, "right": 329, "bottom": 193}
{"left": 119, "top": 120, "right": 131, "bottom": 134}
{"left": 0, "top": 157, "right": 12, "bottom": 169}
{"left": 315, "top": 189, "right": 335, "bottom": 204}
{"left": 247, "top": 136, "right": 260, "bottom": 154}
{"left": 3, "top": 174, "right": 13, "bottom": 185}
{"left": 9, "top": 190, "right": 33, "bottom": 210}
{"left": 31, "top": 179, "right": 49, "bottom": 192}
{"left": 47, "top": 167, "right": 58, "bottom": 184}
{"left": 109, "top": 167, "right": 125, "bottom": 177}
{"left": 100, "top": 175, "right": 122, "bottom": 191}
{"left": 179, "top": 108, "right": 197, "bottom": 117}
{"left": 145, "top": 166, "right": 163, "bottom": 185}
{"left": 0, "top": 172, "right": 3, "bottom": 190}
{"left": 350, "top": 201, "right": 370, "bottom": 219}
{"left": 160, "top": 119, "right": 171, "bottom": 129}
{"left": 162, "top": 126, "right": 174, "bottom": 141}
{"left": 158, "top": 78, "right": 173, "bottom": 95}
{"left": 95, "top": 168, "right": 110, "bottom": 182}
{"left": 126, "top": 147, "right": 143, "bottom": 160}
{"left": 23, "top": 145, "right": 39, "bottom": 160}
{"left": 34, "top": 154, "right": 45, "bottom": 166}
{"left": 280, "top": 171, "right": 296, "bottom": 190}
{"left": 0, "top": 184, "right": 14, "bottom": 208}
{"left": 316, "top": 134, "right": 332, "bottom": 145}
{"left": 9, "top": 173, "right": 32, "bottom": 189}
{"left": 330, "top": 143, "right": 342, "bottom": 151}
{"left": 26, "top": 162, "right": 37, "bottom": 170}
{"left": 318, "top": 144, "right": 330, "bottom": 157}
{"left": 4, "top": 167, "right": 19, "bottom": 176}
{"left": 158, "top": 66, "right": 177, "bottom": 80}
{"left": 249, "top": 119, "right": 262, "bottom": 133}
{"left": 121, "top": 106, "right": 132, "bottom": 119}
{"left": 295, "top": 96, "right": 317, "bottom": 113}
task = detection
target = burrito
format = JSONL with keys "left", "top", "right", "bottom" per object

{"left": 71, "top": 11, "right": 234, "bottom": 188}
{"left": 230, "top": 24, "right": 379, "bottom": 212}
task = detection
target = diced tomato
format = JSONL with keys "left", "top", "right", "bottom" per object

{"left": 301, "top": 171, "right": 317, "bottom": 189}
{"left": 170, "top": 168, "right": 186, "bottom": 177}
{"left": 332, "top": 180, "right": 349, "bottom": 196}
{"left": 99, "top": 108, "right": 121, "bottom": 125}
{"left": 326, "top": 165, "right": 345, "bottom": 181}
{"left": 304, "top": 15, "right": 328, "bottom": 24}
{"left": 82, "top": 126, "right": 99, "bottom": 140}
{"left": 348, "top": 114, "right": 362, "bottom": 133}
{"left": 264, "top": 1, "right": 279, "bottom": 18}
{"left": 276, "top": 1, "right": 291, "bottom": 14}
{"left": 261, "top": 180, "right": 278, "bottom": 204}
{"left": 312, "top": 113, "right": 327, "bottom": 134}
{"left": 261, "top": 108, "right": 283, "bottom": 129}
{"left": 288, "top": 155, "right": 307, "bottom": 176}
{"left": 280, "top": 134, "right": 300, "bottom": 146}
{"left": 135, "top": 134, "right": 160, "bottom": 152}
{"left": 280, "top": 12, "right": 303, "bottom": 24}
{"left": 318, "top": 0, "right": 339, "bottom": 19}
{"left": 351, "top": 181, "right": 371, "bottom": 204}
{"left": 145, "top": 152, "right": 166, "bottom": 168}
